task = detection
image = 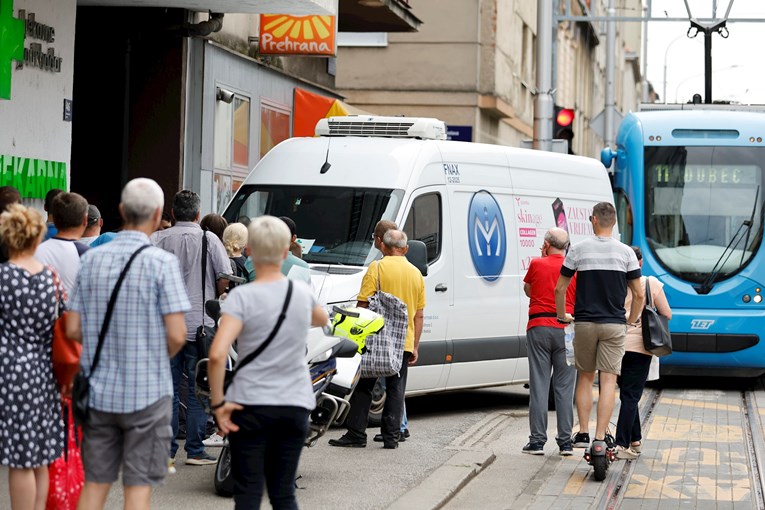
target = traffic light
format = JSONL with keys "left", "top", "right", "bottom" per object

{"left": 554, "top": 105, "right": 575, "bottom": 154}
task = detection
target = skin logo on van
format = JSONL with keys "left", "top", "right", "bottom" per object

{"left": 468, "top": 190, "right": 506, "bottom": 282}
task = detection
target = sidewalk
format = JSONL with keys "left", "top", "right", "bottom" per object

{"left": 394, "top": 380, "right": 765, "bottom": 510}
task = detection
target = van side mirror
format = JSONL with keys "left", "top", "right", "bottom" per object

{"left": 406, "top": 240, "right": 428, "bottom": 277}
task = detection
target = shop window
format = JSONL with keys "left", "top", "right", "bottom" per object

{"left": 260, "top": 102, "right": 291, "bottom": 159}
{"left": 214, "top": 89, "right": 251, "bottom": 214}
{"left": 403, "top": 193, "right": 442, "bottom": 264}
{"left": 233, "top": 97, "right": 250, "bottom": 168}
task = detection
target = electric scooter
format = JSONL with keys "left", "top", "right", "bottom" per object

{"left": 582, "top": 432, "right": 617, "bottom": 481}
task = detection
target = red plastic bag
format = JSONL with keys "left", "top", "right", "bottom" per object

{"left": 46, "top": 400, "right": 84, "bottom": 510}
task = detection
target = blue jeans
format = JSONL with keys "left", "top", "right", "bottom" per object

{"left": 171, "top": 342, "right": 209, "bottom": 458}
{"left": 228, "top": 405, "right": 310, "bottom": 510}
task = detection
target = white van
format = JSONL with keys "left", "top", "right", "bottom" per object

{"left": 222, "top": 116, "right": 614, "bottom": 397}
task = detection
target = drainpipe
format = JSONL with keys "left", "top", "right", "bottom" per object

{"left": 185, "top": 12, "right": 224, "bottom": 37}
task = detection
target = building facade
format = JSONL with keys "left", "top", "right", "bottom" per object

{"left": 0, "top": 0, "right": 419, "bottom": 224}
{"left": 336, "top": 0, "right": 644, "bottom": 158}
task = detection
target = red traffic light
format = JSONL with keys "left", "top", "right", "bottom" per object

{"left": 556, "top": 108, "right": 575, "bottom": 127}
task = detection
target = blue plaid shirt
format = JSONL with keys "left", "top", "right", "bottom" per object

{"left": 70, "top": 230, "right": 191, "bottom": 413}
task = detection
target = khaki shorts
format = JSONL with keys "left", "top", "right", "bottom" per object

{"left": 82, "top": 397, "right": 173, "bottom": 487}
{"left": 573, "top": 322, "right": 627, "bottom": 375}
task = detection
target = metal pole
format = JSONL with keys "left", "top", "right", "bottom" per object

{"left": 533, "top": 0, "right": 553, "bottom": 151}
{"left": 704, "top": 29, "right": 713, "bottom": 103}
{"left": 605, "top": 0, "right": 616, "bottom": 147}
{"left": 641, "top": 0, "right": 650, "bottom": 102}
{"left": 552, "top": 0, "right": 559, "bottom": 100}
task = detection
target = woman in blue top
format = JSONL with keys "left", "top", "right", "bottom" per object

{"left": 208, "top": 216, "right": 327, "bottom": 510}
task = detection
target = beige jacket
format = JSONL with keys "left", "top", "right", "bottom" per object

{"left": 624, "top": 276, "right": 673, "bottom": 355}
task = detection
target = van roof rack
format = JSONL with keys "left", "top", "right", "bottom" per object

{"left": 315, "top": 116, "right": 447, "bottom": 140}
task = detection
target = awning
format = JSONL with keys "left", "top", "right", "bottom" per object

{"left": 76, "top": 0, "right": 336, "bottom": 15}
{"left": 293, "top": 87, "right": 372, "bottom": 137}
{"left": 338, "top": 0, "right": 421, "bottom": 32}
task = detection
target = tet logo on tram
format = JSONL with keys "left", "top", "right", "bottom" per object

{"left": 468, "top": 190, "right": 506, "bottom": 282}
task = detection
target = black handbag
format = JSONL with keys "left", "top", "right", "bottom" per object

{"left": 195, "top": 231, "right": 217, "bottom": 359}
{"left": 641, "top": 277, "right": 672, "bottom": 357}
{"left": 72, "top": 245, "right": 151, "bottom": 426}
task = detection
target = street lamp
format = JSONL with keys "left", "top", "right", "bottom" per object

{"left": 663, "top": 35, "right": 693, "bottom": 104}
{"left": 674, "top": 64, "right": 739, "bottom": 103}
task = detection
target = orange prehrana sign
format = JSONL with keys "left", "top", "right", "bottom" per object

{"left": 259, "top": 14, "right": 336, "bottom": 56}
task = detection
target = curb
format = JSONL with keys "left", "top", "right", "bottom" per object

{"left": 387, "top": 450, "right": 496, "bottom": 510}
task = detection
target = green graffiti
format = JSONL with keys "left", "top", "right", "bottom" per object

{"left": 0, "top": 154, "right": 66, "bottom": 198}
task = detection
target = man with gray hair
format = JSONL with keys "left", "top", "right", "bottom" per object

{"left": 522, "top": 227, "right": 577, "bottom": 455}
{"left": 330, "top": 229, "right": 425, "bottom": 450}
{"left": 67, "top": 178, "right": 190, "bottom": 508}
{"left": 151, "top": 189, "right": 232, "bottom": 465}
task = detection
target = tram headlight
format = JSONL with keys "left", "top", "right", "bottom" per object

{"left": 743, "top": 295, "right": 751, "bottom": 303}
{"left": 754, "top": 295, "right": 763, "bottom": 304}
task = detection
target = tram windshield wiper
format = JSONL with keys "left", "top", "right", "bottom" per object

{"left": 696, "top": 185, "right": 760, "bottom": 295}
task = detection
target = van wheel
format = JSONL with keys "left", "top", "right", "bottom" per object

{"left": 368, "top": 379, "right": 386, "bottom": 427}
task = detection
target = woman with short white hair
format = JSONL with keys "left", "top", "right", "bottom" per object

{"left": 208, "top": 216, "right": 328, "bottom": 509}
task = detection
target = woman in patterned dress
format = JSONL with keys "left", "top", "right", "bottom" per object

{"left": 0, "top": 204, "right": 65, "bottom": 510}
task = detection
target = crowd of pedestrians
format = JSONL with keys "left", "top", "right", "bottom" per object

{"left": 0, "top": 181, "right": 670, "bottom": 509}
{"left": 523, "top": 202, "right": 669, "bottom": 463}
{"left": 0, "top": 180, "right": 329, "bottom": 509}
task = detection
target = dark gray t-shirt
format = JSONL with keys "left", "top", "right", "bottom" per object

{"left": 221, "top": 279, "right": 316, "bottom": 410}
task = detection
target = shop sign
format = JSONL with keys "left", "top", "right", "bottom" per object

{"left": 0, "top": 0, "right": 25, "bottom": 100}
{"left": 259, "top": 14, "right": 336, "bottom": 56}
{"left": 17, "top": 10, "right": 62, "bottom": 73}
{"left": 0, "top": 154, "right": 67, "bottom": 199}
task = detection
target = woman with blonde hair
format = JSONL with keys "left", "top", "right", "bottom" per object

{"left": 0, "top": 204, "right": 66, "bottom": 510}
{"left": 223, "top": 222, "right": 250, "bottom": 286}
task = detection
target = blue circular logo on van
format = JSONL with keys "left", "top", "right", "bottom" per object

{"left": 467, "top": 190, "right": 506, "bottom": 282}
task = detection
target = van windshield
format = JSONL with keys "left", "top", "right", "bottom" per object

{"left": 223, "top": 185, "right": 403, "bottom": 266}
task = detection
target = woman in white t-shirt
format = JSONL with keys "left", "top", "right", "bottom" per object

{"left": 207, "top": 216, "right": 328, "bottom": 510}
{"left": 615, "top": 246, "right": 672, "bottom": 460}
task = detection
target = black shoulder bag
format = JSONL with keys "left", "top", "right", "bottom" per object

{"left": 195, "top": 280, "right": 293, "bottom": 401}
{"left": 72, "top": 244, "right": 151, "bottom": 425}
{"left": 196, "top": 231, "right": 217, "bottom": 359}
{"left": 641, "top": 277, "right": 673, "bottom": 357}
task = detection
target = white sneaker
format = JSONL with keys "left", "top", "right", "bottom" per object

{"left": 203, "top": 432, "right": 226, "bottom": 447}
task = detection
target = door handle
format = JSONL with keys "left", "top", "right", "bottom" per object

{"left": 435, "top": 283, "right": 448, "bottom": 292}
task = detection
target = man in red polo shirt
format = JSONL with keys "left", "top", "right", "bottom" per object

{"left": 522, "top": 227, "right": 577, "bottom": 455}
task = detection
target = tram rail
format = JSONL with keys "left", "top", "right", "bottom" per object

{"left": 596, "top": 384, "right": 765, "bottom": 509}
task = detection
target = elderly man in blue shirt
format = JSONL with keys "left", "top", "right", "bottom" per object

{"left": 67, "top": 178, "right": 191, "bottom": 509}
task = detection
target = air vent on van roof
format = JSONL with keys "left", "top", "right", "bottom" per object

{"left": 315, "top": 116, "right": 447, "bottom": 140}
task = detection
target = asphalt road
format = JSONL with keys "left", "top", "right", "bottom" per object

{"left": 0, "top": 385, "right": 532, "bottom": 510}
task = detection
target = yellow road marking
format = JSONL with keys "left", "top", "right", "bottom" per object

{"left": 648, "top": 416, "right": 743, "bottom": 443}
{"left": 659, "top": 397, "right": 740, "bottom": 412}
{"left": 562, "top": 469, "right": 587, "bottom": 495}
{"left": 624, "top": 474, "right": 750, "bottom": 502}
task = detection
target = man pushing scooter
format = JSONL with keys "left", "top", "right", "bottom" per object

{"left": 554, "top": 202, "right": 644, "bottom": 481}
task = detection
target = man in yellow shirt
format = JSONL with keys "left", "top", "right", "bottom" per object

{"left": 329, "top": 228, "right": 425, "bottom": 449}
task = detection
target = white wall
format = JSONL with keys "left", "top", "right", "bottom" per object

{"left": 0, "top": 0, "right": 76, "bottom": 205}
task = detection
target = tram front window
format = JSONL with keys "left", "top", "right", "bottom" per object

{"left": 645, "top": 146, "right": 765, "bottom": 283}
